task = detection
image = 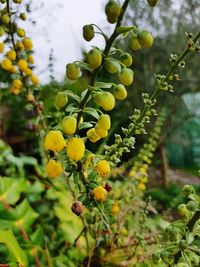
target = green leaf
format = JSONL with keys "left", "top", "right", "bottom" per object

{"left": 95, "top": 82, "right": 113, "bottom": 89}
{"left": 79, "top": 122, "right": 93, "bottom": 130}
{"left": 83, "top": 107, "right": 99, "bottom": 119}
{"left": 116, "top": 26, "right": 136, "bottom": 35}
{"left": 65, "top": 103, "right": 80, "bottom": 113}
{"left": 0, "top": 229, "right": 28, "bottom": 266}
{"left": 64, "top": 90, "right": 81, "bottom": 103}
{"left": 76, "top": 61, "right": 93, "bottom": 72}
{"left": 31, "top": 226, "right": 44, "bottom": 246}
{"left": 0, "top": 177, "right": 28, "bottom": 205}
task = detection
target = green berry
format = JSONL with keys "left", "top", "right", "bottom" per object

{"left": 55, "top": 92, "right": 68, "bottom": 108}
{"left": 105, "top": 0, "right": 121, "bottom": 24}
{"left": 2, "top": 14, "right": 10, "bottom": 25}
{"left": 66, "top": 63, "right": 80, "bottom": 80}
{"left": 87, "top": 48, "right": 102, "bottom": 69}
{"left": 129, "top": 36, "right": 141, "bottom": 50}
{"left": 83, "top": 24, "right": 95, "bottom": 41}
{"left": 119, "top": 68, "right": 134, "bottom": 86}
{"left": 20, "top": 13, "right": 27, "bottom": 21}
{"left": 113, "top": 84, "right": 127, "bottom": 100}
{"left": 137, "top": 30, "right": 153, "bottom": 48}
{"left": 120, "top": 53, "right": 133, "bottom": 67}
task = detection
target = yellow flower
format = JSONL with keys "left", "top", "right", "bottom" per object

{"left": 85, "top": 153, "right": 95, "bottom": 167}
{"left": 0, "top": 43, "right": 5, "bottom": 53}
{"left": 98, "top": 114, "right": 111, "bottom": 130}
{"left": 87, "top": 128, "right": 100, "bottom": 143}
{"left": 45, "top": 159, "right": 62, "bottom": 178}
{"left": 13, "top": 79, "right": 22, "bottom": 89}
{"left": 129, "top": 169, "right": 136, "bottom": 177}
{"left": 111, "top": 203, "right": 120, "bottom": 214}
{"left": 17, "top": 28, "right": 26, "bottom": 38}
{"left": 140, "top": 176, "right": 148, "bottom": 184}
{"left": 96, "top": 160, "right": 110, "bottom": 177}
{"left": 18, "top": 59, "right": 28, "bottom": 71}
{"left": 66, "top": 137, "right": 85, "bottom": 161}
{"left": 95, "top": 124, "right": 108, "bottom": 138}
{"left": 27, "top": 55, "right": 34, "bottom": 64}
{"left": 139, "top": 167, "right": 147, "bottom": 175}
{"left": 7, "top": 50, "right": 17, "bottom": 61}
{"left": 1, "top": 58, "right": 13, "bottom": 71}
{"left": 27, "top": 92, "right": 35, "bottom": 103}
{"left": 61, "top": 116, "right": 77, "bottom": 135}
{"left": 30, "top": 74, "right": 39, "bottom": 85}
{"left": 137, "top": 183, "right": 146, "bottom": 191}
{"left": 11, "top": 87, "right": 20, "bottom": 95}
{"left": 25, "top": 68, "right": 32, "bottom": 76}
{"left": 10, "top": 66, "right": 17, "bottom": 74}
{"left": 44, "top": 130, "right": 66, "bottom": 152}
{"left": 93, "top": 186, "right": 107, "bottom": 202}
{"left": 23, "top": 38, "right": 33, "bottom": 50}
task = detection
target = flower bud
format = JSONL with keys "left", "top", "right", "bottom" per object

{"left": 104, "top": 182, "right": 112, "bottom": 192}
{"left": 71, "top": 201, "right": 83, "bottom": 216}
{"left": 83, "top": 24, "right": 94, "bottom": 41}
{"left": 105, "top": 0, "right": 121, "bottom": 24}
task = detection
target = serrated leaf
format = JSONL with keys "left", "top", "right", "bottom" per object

{"left": 0, "top": 229, "right": 28, "bottom": 266}
{"left": 84, "top": 107, "right": 99, "bottom": 119}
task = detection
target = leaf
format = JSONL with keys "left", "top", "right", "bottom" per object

{"left": 31, "top": 226, "right": 44, "bottom": 246}
{"left": 76, "top": 61, "right": 93, "bottom": 72}
{"left": 95, "top": 82, "right": 113, "bottom": 89}
{"left": 79, "top": 122, "right": 93, "bottom": 130}
{"left": 0, "top": 177, "right": 28, "bottom": 205}
{"left": 83, "top": 107, "right": 99, "bottom": 119}
{"left": 65, "top": 103, "right": 80, "bottom": 113}
{"left": 0, "top": 229, "right": 28, "bottom": 266}
{"left": 64, "top": 90, "right": 81, "bottom": 103}
{"left": 116, "top": 26, "right": 136, "bottom": 35}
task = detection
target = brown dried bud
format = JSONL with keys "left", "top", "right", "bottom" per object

{"left": 71, "top": 201, "right": 83, "bottom": 216}
{"left": 104, "top": 182, "right": 112, "bottom": 192}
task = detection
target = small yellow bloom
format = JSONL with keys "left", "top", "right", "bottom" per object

{"left": 140, "top": 176, "right": 148, "bottom": 184}
{"left": 18, "top": 59, "right": 28, "bottom": 71}
{"left": 1, "top": 58, "right": 13, "bottom": 71}
{"left": 44, "top": 130, "right": 66, "bottom": 152}
{"left": 66, "top": 137, "right": 85, "bottom": 161}
{"left": 27, "top": 55, "right": 34, "bottom": 64}
{"left": 23, "top": 38, "right": 33, "bottom": 50}
{"left": 7, "top": 50, "right": 16, "bottom": 61}
{"left": 95, "top": 124, "right": 108, "bottom": 138}
{"left": 10, "top": 66, "right": 17, "bottom": 74}
{"left": 27, "top": 92, "right": 35, "bottom": 103}
{"left": 96, "top": 160, "right": 110, "bottom": 177}
{"left": 87, "top": 128, "right": 100, "bottom": 143}
{"left": 11, "top": 87, "right": 20, "bottom": 95}
{"left": 137, "top": 183, "right": 146, "bottom": 191}
{"left": 30, "top": 74, "right": 39, "bottom": 85}
{"left": 98, "top": 114, "right": 111, "bottom": 130}
{"left": 129, "top": 169, "right": 136, "bottom": 177}
{"left": 139, "top": 167, "right": 147, "bottom": 175}
{"left": 17, "top": 28, "right": 26, "bottom": 38}
{"left": 61, "top": 116, "right": 77, "bottom": 135}
{"left": 13, "top": 79, "right": 22, "bottom": 89}
{"left": 0, "top": 43, "right": 5, "bottom": 53}
{"left": 85, "top": 153, "right": 95, "bottom": 167}
{"left": 45, "top": 159, "right": 62, "bottom": 178}
{"left": 93, "top": 186, "right": 107, "bottom": 202}
{"left": 25, "top": 68, "right": 32, "bottom": 76}
{"left": 111, "top": 203, "right": 120, "bottom": 214}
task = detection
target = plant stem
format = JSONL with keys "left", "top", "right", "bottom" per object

{"left": 75, "top": 0, "right": 131, "bottom": 133}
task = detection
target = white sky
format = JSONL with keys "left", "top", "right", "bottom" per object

{"left": 29, "top": 0, "right": 108, "bottom": 83}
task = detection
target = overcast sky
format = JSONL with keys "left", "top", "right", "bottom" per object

{"left": 28, "top": 0, "right": 108, "bottom": 83}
